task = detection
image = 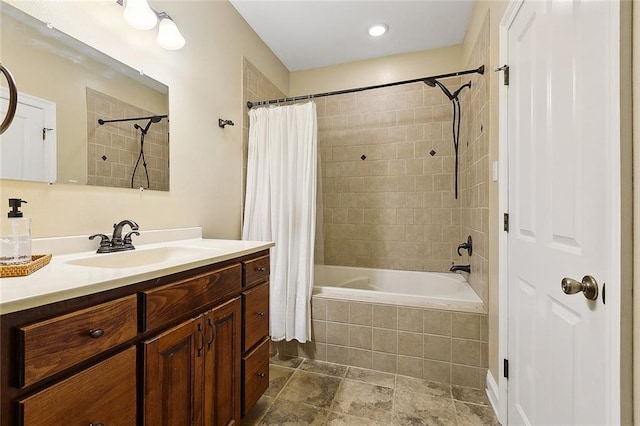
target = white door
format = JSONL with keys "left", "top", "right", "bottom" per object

{"left": 0, "top": 90, "right": 56, "bottom": 183}
{"left": 506, "top": 0, "right": 620, "bottom": 424}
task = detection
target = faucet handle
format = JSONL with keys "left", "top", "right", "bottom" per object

{"left": 89, "top": 233, "right": 111, "bottom": 247}
{"left": 123, "top": 231, "right": 140, "bottom": 247}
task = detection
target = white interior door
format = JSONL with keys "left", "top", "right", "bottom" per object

{"left": 0, "top": 90, "right": 56, "bottom": 183}
{"left": 506, "top": 0, "right": 619, "bottom": 424}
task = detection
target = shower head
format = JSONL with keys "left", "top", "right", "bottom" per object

{"left": 424, "top": 78, "right": 437, "bottom": 87}
{"left": 150, "top": 115, "right": 163, "bottom": 123}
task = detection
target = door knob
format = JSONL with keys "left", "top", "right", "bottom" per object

{"left": 561, "top": 275, "right": 598, "bottom": 300}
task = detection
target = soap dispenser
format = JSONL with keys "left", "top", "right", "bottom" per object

{"left": 0, "top": 199, "right": 31, "bottom": 265}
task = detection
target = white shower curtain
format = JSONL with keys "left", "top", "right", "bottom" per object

{"left": 242, "top": 102, "right": 317, "bottom": 343}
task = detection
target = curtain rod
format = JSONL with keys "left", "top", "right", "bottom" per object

{"left": 246, "top": 65, "right": 484, "bottom": 109}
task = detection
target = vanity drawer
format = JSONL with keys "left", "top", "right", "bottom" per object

{"left": 18, "top": 346, "right": 136, "bottom": 426}
{"left": 143, "top": 263, "right": 242, "bottom": 332}
{"left": 243, "top": 255, "right": 270, "bottom": 288}
{"left": 19, "top": 295, "right": 137, "bottom": 387}
{"left": 242, "top": 283, "right": 269, "bottom": 351}
{"left": 242, "top": 337, "right": 270, "bottom": 416}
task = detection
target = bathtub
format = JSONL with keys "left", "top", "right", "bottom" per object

{"left": 313, "top": 264, "right": 484, "bottom": 313}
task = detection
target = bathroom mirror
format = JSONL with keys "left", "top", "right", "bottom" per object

{"left": 0, "top": 3, "right": 170, "bottom": 191}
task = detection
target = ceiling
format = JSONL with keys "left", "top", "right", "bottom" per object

{"left": 229, "top": 1, "right": 476, "bottom": 72}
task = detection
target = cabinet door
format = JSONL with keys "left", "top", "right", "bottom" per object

{"left": 204, "top": 298, "right": 241, "bottom": 426}
{"left": 144, "top": 316, "right": 204, "bottom": 426}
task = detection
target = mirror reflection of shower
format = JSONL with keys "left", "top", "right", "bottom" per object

{"left": 97, "top": 114, "right": 168, "bottom": 189}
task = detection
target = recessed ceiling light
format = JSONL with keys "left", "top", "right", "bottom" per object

{"left": 368, "top": 23, "right": 388, "bottom": 37}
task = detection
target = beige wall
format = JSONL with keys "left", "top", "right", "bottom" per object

{"left": 0, "top": 0, "right": 288, "bottom": 239}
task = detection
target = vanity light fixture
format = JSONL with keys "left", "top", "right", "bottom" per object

{"left": 123, "top": 0, "right": 157, "bottom": 30}
{"left": 118, "top": 0, "right": 185, "bottom": 50}
{"left": 368, "top": 23, "right": 389, "bottom": 37}
{"left": 156, "top": 12, "right": 186, "bottom": 50}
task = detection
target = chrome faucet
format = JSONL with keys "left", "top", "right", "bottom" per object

{"left": 450, "top": 264, "right": 471, "bottom": 273}
{"left": 89, "top": 220, "right": 139, "bottom": 253}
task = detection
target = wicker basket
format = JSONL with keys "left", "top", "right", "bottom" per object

{"left": 0, "top": 254, "right": 52, "bottom": 278}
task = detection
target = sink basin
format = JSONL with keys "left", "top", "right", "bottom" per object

{"left": 67, "top": 246, "right": 219, "bottom": 269}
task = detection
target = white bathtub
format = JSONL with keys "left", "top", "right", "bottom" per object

{"left": 313, "top": 264, "right": 484, "bottom": 313}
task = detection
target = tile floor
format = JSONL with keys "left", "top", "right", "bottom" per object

{"left": 241, "top": 354, "right": 500, "bottom": 426}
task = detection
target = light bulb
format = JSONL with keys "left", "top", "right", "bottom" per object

{"left": 157, "top": 15, "right": 185, "bottom": 50}
{"left": 123, "top": 0, "right": 157, "bottom": 30}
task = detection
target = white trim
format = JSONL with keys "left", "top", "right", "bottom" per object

{"left": 485, "top": 370, "right": 500, "bottom": 421}
{"left": 497, "top": 1, "right": 522, "bottom": 424}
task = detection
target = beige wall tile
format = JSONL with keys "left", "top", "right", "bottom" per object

{"left": 424, "top": 334, "right": 451, "bottom": 362}
{"left": 348, "top": 348, "right": 373, "bottom": 369}
{"left": 327, "top": 322, "right": 350, "bottom": 346}
{"left": 312, "top": 320, "right": 327, "bottom": 343}
{"left": 398, "top": 332, "right": 423, "bottom": 357}
{"left": 452, "top": 312, "right": 480, "bottom": 340}
{"left": 327, "top": 300, "right": 350, "bottom": 323}
{"left": 423, "top": 360, "right": 451, "bottom": 384}
{"left": 398, "top": 307, "right": 423, "bottom": 332}
{"left": 349, "top": 325, "right": 373, "bottom": 350}
{"left": 373, "top": 304, "right": 397, "bottom": 329}
{"left": 423, "top": 309, "right": 453, "bottom": 336}
{"left": 372, "top": 352, "right": 398, "bottom": 374}
{"left": 372, "top": 328, "right": 398, "bottom": 353}
{"left": 451, "top": 365, "right": 485, "bottom": 389}
{"left": 397, "top": 355, "right": 423, "bottom": 379}
{"left": 327, "top": 344, "right": 349, "bottom": 365}
{"left": 349, "top": 302, "right": 373, "bottom": 326}
{"left": 451, "top": 339, "right": 481, "bottom": 367}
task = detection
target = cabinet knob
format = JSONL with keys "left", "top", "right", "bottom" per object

{"left": 257, "top": 312, "right": 266, "bottom": 317}
{"left": 89, "top": 423, "right": 104, "bottom": 426}
{"left": 88, "top": 329, "right": 104, "bottom": 338}
{"left": 257, "top": 372, "right": 266, "bottom": 378}
{"left": 256, "top": 266, "right": 266, "bottom": 272}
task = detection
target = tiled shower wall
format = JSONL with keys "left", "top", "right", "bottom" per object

{"left": 316, "top": 82, "right": 465, "bottom": 272}
{"left": 459, "top": 13, "right": 490, "bottom": 302}
{"left": 87, "top": 88, "right": 169, "bottom": 191}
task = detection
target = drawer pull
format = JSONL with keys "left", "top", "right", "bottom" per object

{"left": 88, "top": 329, "right": 104, "bottom": 338}
{"left": 90, "top": 423, "right": 104, "bottom": 426}
{"left": 257, "top": 372, "right": 266, "bottom": 378}
{"left": 256, "top": 266, "right": 266, "bottom": 272}
{"left": 257, "top": 312, "right": 266, "bottom": 317}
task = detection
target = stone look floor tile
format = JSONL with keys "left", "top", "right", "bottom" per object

{"left": 396, "top": 375, "right": 452, "bottom": 399}
{"left": 264, "top": 365, "right": 295, "bottom": 398}
{"left": 325, "top": 412, "right": 388, "bottom": 426}
{"left": 299, "top": 359, "right": 349, "bottom": 377}
{"left": 392, "top": 389, "right": 457, "bottom": 426}
{"left": 454, "top": 401, "right": 500, "bottom": 425}
{"left": 269, "top": 354, "right": 304, "bottom": 368}
{"left": 247, "top": 355, "right": 499, "bottom": 426}
{"left": 451, "top": 385, "right": 489, "bottom": 406}
{"left": 278, "top": 370, "right": 342, "bottom": 408}
{"left": 331, "top": 379, "right": 394, "bottom": 423}
{"left": 346, "top": 366, "right": 396, "bottom": 388}
{"left": 240, "top": 395, "right": 273, "bottom": 425}
{"left": 258, "top": 399, "right": 328, "bottom": 425}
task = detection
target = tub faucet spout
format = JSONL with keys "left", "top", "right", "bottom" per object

{"left": 450, "top": 264, "right": 471, "bottom": 273}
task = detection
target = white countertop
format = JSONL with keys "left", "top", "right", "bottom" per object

{"left": 0, "top": 237, "right": 274, "bottom": 315}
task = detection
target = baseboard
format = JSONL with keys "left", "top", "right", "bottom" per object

{"left": 486, "top": 370, "right": 500, "bottom": 422}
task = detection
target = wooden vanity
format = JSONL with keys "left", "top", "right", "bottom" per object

{"left": 0, "top": 249, "right": 271, "bottom": 425}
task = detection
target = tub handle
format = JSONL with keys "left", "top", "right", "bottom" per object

{"left": 457, "top": 235, "right": 473, "bottom": 256}
{"left": 0, "top": 64, "right": 18, "bottom": 135}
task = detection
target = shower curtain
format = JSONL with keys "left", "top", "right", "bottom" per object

{"left": 242, "top": 102, "right": 317, "bottom": 343}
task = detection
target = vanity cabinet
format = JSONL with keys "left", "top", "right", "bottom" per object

{"left": 0, "top": 249, "right": 270, "bottom": 426}
{"left": 144, "top": 297, "right": 242, "bottom": 426}
{"left": 240, "top": 256, "right": 270, "bottom": 416}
